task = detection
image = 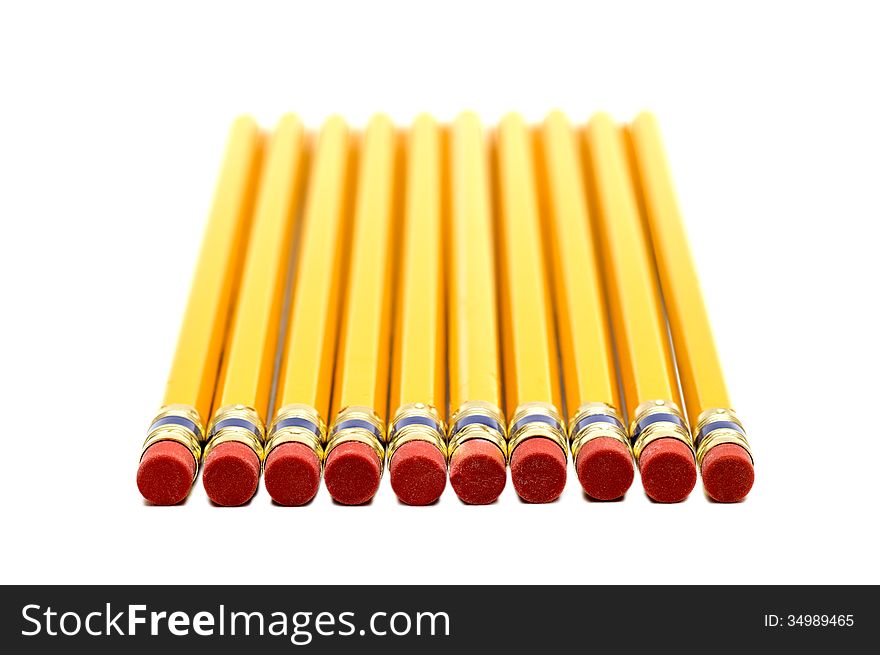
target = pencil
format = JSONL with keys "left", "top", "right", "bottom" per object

{"left": 584, "top": 113, "right": 697, "bottom": 503}
{"left": 627, "top": 113, "right": 754, "bottom": 502}
{"left": 495, "top": 113, "right": 567, "bottom": 503}
{"left": 136, "top": 117, "right": 263, "bottom": 505}
{"left": 263, "top": 116, "right": 352, "bottom": 506}
{"left": 387, "top": 115, "right": 448, "bottom": 506}
{"left": 201, "top": 114, "right": 307, "bottom": 506}
{"left": 537, "top": 111, "right": 634, "bottom": 500}
{"left": 324, "top": 114, "right": 399, "bottom": 505}
{"left": 446, "top": 112, "right": 508, "bottom": 504}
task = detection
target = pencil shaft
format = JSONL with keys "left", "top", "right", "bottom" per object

{"left": 162, "top": 117, "right": 263, "bottom": 420}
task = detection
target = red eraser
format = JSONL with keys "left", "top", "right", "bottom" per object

{"left": 701, "top": 443, "right": 754, "bottom": 503}
{"left": 202, "top": 441, "right": 260, "bottom": 506}
{"left": 389, "top": 441, "right": 447, "bottom": 506}
{"left": 137, "top": 441, "right": 196, "bottom": 505}
{"left": 638, "top": 438, "right": 697, "bottom": 503}
{"left": 324, "top": 441, "right": 382, "bottom": 505}
{"left": 263, "top": 443, "right": 322, "bottom": 506}
{"left": 509, "top": 437, "right": 567, "bottom": 503}
{"left": 575, "top": 437, "right": 634, "bottom": 501}
{"left": 449, "top": 440, "right": 507, "bottom": 505}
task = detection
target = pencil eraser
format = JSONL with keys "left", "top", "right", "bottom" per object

{"left": 701, "top": 443, "right": 754, "bottom": 503}
{"left": 137, "top": 441, "right": 196, "bottom": 506}
{"left": 389, "top": 441, "right": 447, "bottom": 506}
{"left": 639, "top": 438, "right": 697, "bottom": 503}
{"left": 202, "top": 441, "right": 260, "bottom": 506}
{"left": 510, "top": 437, "right": 567, "bottom": 503}
{"left": 324, "top": 441, "right": 382, "bottom": 505}
{"left": 575, "top": 437, "right": 634, "bottom": 501}
{"left": 263, "top": 443, "right": 322, "bottom": 506}
{"left": 449, "top": 440, "right": 507, "bottom": 505}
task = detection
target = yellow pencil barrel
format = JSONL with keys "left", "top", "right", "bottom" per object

{"left": 446, "top": 112, "right": 506, "bottom": 461}
{"left": 204, "top": 114, "right": 307, "bottom": 464}
{"left": 627, "top": 113, "right": 753, "bottom": 474}
{"left": 266, "top": 116, "right": 352, "bottom": 463}
{"left": 140, "top": 117, "right": 262, "bottom": 483}
{"left": 387, "top": 115, "right": 446, "bottom": 463}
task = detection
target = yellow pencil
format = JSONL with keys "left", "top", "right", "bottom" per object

{"left": 137, "top": 117, "right": 262, "bottom": 505}
{"left": 324, "top": 114, "right": 399, "bottom": 505}
{"left": 628, "top": 113, "right": 754, "bottom": 502}
{"left": 263, "top": 116, "right": 352, "bottom": 506}
{"left": 387, "top": 115, "right": 448, "bottom": 505}
{"left": 495, "top": 113, "right": 567, "bottom": 503}
{"left": 446, "top": 112, "right": 508, "bottom": 505}
{"left": 537, "top": 111, "right": 634, "bottom": 500}
{"left": 584, "top": 113, "right": 696, "bottom": 503}
{"left": 201, "top": 114, "right": 307, "bottom": 506}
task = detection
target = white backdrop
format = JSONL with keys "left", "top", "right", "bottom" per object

{"left": 1, "top": 0, "right": 878, "bottom": 585}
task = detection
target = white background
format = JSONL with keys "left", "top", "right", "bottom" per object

{"left": 1, "top": 0, "right": 878, "bottom": 586}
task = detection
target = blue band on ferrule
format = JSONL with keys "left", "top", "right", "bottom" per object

{"left": 149, "top": 415, "right": 202, "bottom": 440}
{"left": 510, "top": 413, "right": 563, "bottom": 436}
{"left": 630, "top": 412, "right": 684, "bottom": 445}
{"left": 209, "top": 417, "right": 261, "bottom": 439}
{"left": 695, "top": 420, "right": 746, "bottom": 448}
{"left": 331, "top": 418, "right": 383, "bottom": 441}
{"left": 271, "top": 416, "right": 322, "bottom": 438}
{"left": 450, "top": 414, "right": 505, "bottom": 438}
{"left": 389, "top": 415, "right": 442, "bottom": 439}
{"left": 572, "top": 413, "right": 625, "bottom": 437}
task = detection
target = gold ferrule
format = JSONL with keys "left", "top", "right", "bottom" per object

{"left": 325, "top": 406, "right": 386, "bottom": 471}
{"left": 203, "top": 404, "right": 266, "bottom": 463}
{"left": 265, "top": 404, "right": 327, "bottom": 465}
{"left": 507, "top": 401, "right": 568, "bottom": 460}
{"left": 447, "top": 400, "right": 508, "bottom": 463}
{"left": 568, "top": 402, "right": 631, "bottom": 462}
{"left": 386, "top": 403, "right": 447, "bottom": 464}
{"left": 141, "top": 404, "right": 203, "bottom": 480}
{"left": 694, "top": 408, "right": 753, "bottom": 467}
{"left": 630, "top": 399, "right": 694, "bottom": 462}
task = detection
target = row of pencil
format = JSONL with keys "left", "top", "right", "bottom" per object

{"left": 136, "top": 111, "right": 754, "bottom": 507}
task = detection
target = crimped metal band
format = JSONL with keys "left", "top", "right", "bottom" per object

{"left": 447, "top": 400, "right": 507, "bottom": 462}
{"left": 325, "top": 406, "right": 386, "bottom": 472}
{"left": 568, "top": 402, "right": 630, "bottom": 461}
{"left": 203, "top": 404, "right": 266, "bottom": 462}
{"left": 265, "top": 403, "right": 326, "bottom": 466}
{"left": 140, "top": 404, "right": 203, "bottom": 480}
{"left": 507, "top": 401, "right": 568, "bottom": 459}
{"left": 386, "top": 403, "right": 447, "bottom": 463}
{"left": 694, "top": 408, "right": 753, "bottom": 466}
{"left": 630, "top": 400, "right": 694, "bottom": 461}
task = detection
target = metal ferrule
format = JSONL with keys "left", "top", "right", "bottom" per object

{"left": 386, "top": 403, "right": 447, "bottom": 464}
{"left": 325, "top": 406, "right": 386, "bottom": 471}
{"left": 629, "top": 399, "right": 694, "bottom": 462}
{"left": 265, "top": 404, "right": 327, "bottom": 467}
{"left": 694, "top": 408, "right": 753, "bottom": 467}
{"left": 203, "top": 404, "right": 266, "bottom": 463}
{"left": 447, "top": 400, "right": 508, "bottom": 463}
{"left": 140, "top": 404, "right": 203, "bottom": 480}
{"left": 568, "top": 402, "right": 630, "bottom": 462}
{"left": 506, "top": 401, "right": 568, "bottom": 460}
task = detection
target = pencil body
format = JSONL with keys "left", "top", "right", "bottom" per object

{"left": 538, "top": 111, "right": 633, "bottom": 500}
{"left": 446, "top": 113, "right": 507, "bottom": 504}
{"left": 584, "top": 113, "right": 696, "bottom": 503}
{"left": 324, "top": 115, "right": 399, "bottom": 505}
{"left": 495, "top": 113, "right": 567, "bottom": 503}
{"left": 628, "top": 113, "right": 754, "bottom": 502}
{"left": 264, "top": 116, "right": 352, "bottom": 506}
{"left": 202, "top": 114, "right": 307, "bottom": 506}
{"left": 137, "top": 117, "right": 262, "bottom": 505}
{"left": 387, "top": 115, "right": 448, "bottom": 505}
